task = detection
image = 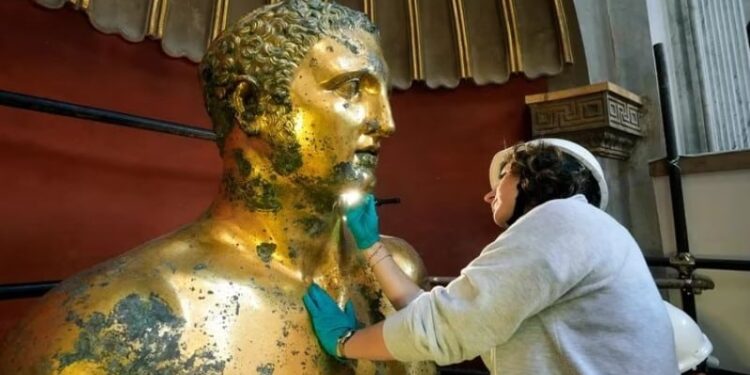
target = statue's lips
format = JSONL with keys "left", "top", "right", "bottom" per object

{"left": 354, "top": 151, "right": 378, "bottom": 169}
{"left": 355, "top": 149, "right": 378, "bottom": 156}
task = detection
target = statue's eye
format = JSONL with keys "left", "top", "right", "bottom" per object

{"left": 335, "top": 78, "right": 361, "bottom": 100}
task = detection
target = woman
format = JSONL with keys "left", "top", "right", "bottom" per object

{"left": 303, "top": 138, "right": 679, "bottom": 374}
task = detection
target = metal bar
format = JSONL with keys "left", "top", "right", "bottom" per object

{"left": 645, "top": 256, "right": 672, "bottom": 268}
{"left": 437, "top": 368, "right": 489, "bottom": 374}
{"left": 654, "top": 43, "right": 698, "bottom": 321}
{"left": 428, "top": 276, "right": 456, "bottom": 286}
{"left": 654, "top": 45, "right": 691, "bottom": 256}
{"left": 708, "top": 368, "right": 750, "bottom": 375}
{"left": 375, "top": 197, "right": 401, "bottom": 206}
{"left": 0, "top": 281, "right": 58, "bottom": 301}
{"left": 0, "top": 90, "right": 216, "bottom": 141}
{"left": 654, "top": 277, "right": 714, "bottom": 292}
{"left": 647, "top": 256, "right": 750, "bottom": 272}
{"left": 432, "top": 273, "right": 725, "bottom": 291}
{"left": 2, "top": 252, "right": 747, "bottom": 301}
{"left": 696, "top": 258, "right": 750, "bottom": 271}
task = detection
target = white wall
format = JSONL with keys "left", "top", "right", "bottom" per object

{"left": 645, "top": 0, "right": 697, "bottom": 157}
{"left": 653, "top": 167, "right": 750, "bottom": 373}
{"left": 646, "top": 0, "right": 668, "bottom": 45}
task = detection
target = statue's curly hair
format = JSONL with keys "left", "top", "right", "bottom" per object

{"left": 199, "top": 0, "right": 377, "bottom": 147}
{"left": 505, "top": 142, "right": 601, "bottom": 214}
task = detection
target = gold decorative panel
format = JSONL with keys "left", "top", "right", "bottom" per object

{"left": 34, "top": 0, "right": 575, "bottom": 89}
{"left": 526, "top": 82, "right": 644, "bottom": 160}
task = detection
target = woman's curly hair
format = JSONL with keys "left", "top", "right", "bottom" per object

{"left": 505, "top": 142, "right": 601, "bottom": 216}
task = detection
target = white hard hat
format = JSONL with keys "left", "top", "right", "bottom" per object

{"left": 488, "top": 138, "right": 609, "bottom": 210}
{"left": 663, "top": 301, "right": 713, "bottom": 373}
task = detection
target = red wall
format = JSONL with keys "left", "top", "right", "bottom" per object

{"left": 0, "top": 1, "right": 546, "bottom": 340}
{"left": 379, "top": 80, "right": 542, "bottom": 276}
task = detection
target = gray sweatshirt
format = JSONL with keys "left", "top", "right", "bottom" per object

{"left": 383, "top": 195, "right": 679, "bottom": 374}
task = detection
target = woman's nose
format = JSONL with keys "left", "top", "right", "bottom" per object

{"left": 483, "top": 190, "right": 495, "bottom": 203}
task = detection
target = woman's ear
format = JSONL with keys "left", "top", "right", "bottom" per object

{"left": 230, "top": 76, "right": 261, "bottom": 135}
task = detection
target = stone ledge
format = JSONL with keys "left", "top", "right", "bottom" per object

{"left": 649, "top": 149, "right": 750, "bottom": 177}
{"left": 525, "top": 82, "right": 643, "bottom": 160}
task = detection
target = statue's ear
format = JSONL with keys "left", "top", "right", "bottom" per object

{"left": 230, "top": 76, "right": 261, "bottom": 136}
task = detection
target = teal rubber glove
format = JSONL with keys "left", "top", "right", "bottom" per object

{"left": 344, "top": 193, "right": 380, "bottom": 250}
{"left": 302, "top": 283, "right": 358, "bottom": 360}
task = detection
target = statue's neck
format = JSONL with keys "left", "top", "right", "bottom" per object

{"left": 201, "top": 175, "right": 346, "bottom": 280}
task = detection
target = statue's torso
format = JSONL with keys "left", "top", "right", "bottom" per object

{"left": 0, "top": 225, "right": 435, "bottom": 375}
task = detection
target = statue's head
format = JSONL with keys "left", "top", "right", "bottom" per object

{"left": 200, "top": 0, "right": 394, "bottom": 214}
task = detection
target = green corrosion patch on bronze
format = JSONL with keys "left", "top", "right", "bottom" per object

{"left": 233, "top": 149, "right": 253, "bottom": 177}
{"left": 212, "top": 107, "right": 236, "bottom": 151}
{"left": 57, "top": 293, "right": 226, "bottom": 374}
{"left": 314, "top": 349, "right": 345, "bottom": 374}
{"left": 292, "top": 162, "right": 362, "bottom": 214}
{"left": 356, "top": 284, "right": 386, "bottom": 323}
{"left": 296, "top": 216, "right": 327, "bottom": 237}
{"left": 256, "top": 362, "right": 275, "bottom": 374}
{"left": 332, "top": 162, "right": 359, "bottom": 182}
{"left": 193, "top": 263, "right": 208, "bottom": 271}
{"left": 271, "top": 141, "right": 303, "bottom": 176}
{"left": 226, "top": 149, "right": 282, "bottom": 211}
{"left": 224, "top": 173, "right": 281, "bottom": 212}
{"left": 354, "top": 152, "right": 378, "bottom": 170}
{"left": 332, "top": 35, "right": 361, "bottom": 55}
{"left": 288, "top": 244, "right": 299, "bottom": 260}
{"left": 301, "top": 182, "right": 337, "bottom": 213}
{"left": 256, "top": 242, "right": 277, "bottom": 263}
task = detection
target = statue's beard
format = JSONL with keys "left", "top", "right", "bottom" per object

{"left": 352, "top": 152, "right": 378, "bottom": 190}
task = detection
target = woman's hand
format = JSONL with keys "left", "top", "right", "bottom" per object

{"left": 344, "top": 194, "right": 380, "bottom": 250}
{"left": 303, "top": 284, "right": 395, "bottom": 362}
{"left": 302, "top": 283, "right": 358, "bottom": 360}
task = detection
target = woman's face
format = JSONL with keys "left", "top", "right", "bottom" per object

{"left": 483, "top": 164, "right": 520, "bottom": 229}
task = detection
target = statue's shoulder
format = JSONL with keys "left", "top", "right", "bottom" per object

{"left": 379, "top": 235, "right": 429, "bottom": 288}
{"left": 0, "top": 224, "right": 302, "bottom": 374}
{"left": 0, "top": 254, "right": 183, "bottom": 374}
{"left": 0, "top": 225, "right": 189, "bottom": 366}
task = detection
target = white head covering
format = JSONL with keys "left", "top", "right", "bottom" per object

{"left": 663, "top": 301, "right": 713, "bottom": 372}
{"left": 488, "top": 138, "right": 609, "bottom": 210}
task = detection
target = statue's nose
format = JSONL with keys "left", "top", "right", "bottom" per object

{"left": 374, "top": 93, "right": 395, "bottom": 138}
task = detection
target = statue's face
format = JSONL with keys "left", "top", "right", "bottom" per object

{"left": 288, "top": 29, "right": 394, "bottom": 192}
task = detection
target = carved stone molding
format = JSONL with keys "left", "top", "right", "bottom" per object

{"left": 525, "top": 82, "right": 643, "bottom": 160}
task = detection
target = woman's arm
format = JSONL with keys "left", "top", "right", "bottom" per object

{"left": 343, "top": 194, "right": 424, "bottom": 309}
{"left": 362, "top": 241, "right": 424, "bottom": 309}
{"left": 340, "top": 322, "right": 394, "bottom": 361}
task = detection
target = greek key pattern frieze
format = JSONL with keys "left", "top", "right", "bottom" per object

{"left": 607, "top": 95, "right": 640, "bottom": 133}
{"left": 527, "top": 84, "right": 643, "bottom": 160}
{"left": 532, "top": 94, "right": 606, "bottom": 132}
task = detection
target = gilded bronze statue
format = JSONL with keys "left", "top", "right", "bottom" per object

{"left": 0, "top": 1, "right": 436, "bottom": 374}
